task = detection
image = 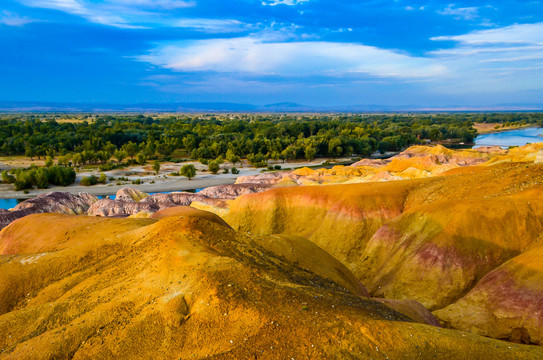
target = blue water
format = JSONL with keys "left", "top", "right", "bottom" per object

{"left": 0, "top": 188, "right": 207, "bottom": 210}
{"left": 0, "top": 198, "right": 22, "bottom": 210}
{"left": 474, "top": 127, "right": 543, "bottom": 148}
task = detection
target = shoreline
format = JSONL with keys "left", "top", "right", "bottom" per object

{"left": 475, "top": 124, "right": 538, "bottom": 135}
{"left": 0, "top": 157, "right": 353, "bottom": 200}
{"left": 0, "top": 175, "right": 239, "bottom": 200}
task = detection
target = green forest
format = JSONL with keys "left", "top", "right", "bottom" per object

{"left": 0, "top": 112, "right": 541, "bottom": 190}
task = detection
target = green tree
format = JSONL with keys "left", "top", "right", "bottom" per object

{"left": 123, "top": 142, "right": 139, "bottom": 159}
{"left": 25, "top": 146, "right": 36, "bottom": 160}
{"left": 114, "top": 150, "right": 127, "bottom": 163}
{"left": 208, "top": 161, "right": 220, "bottom": 174}
{"left": 136, "top": 152, "right": 146, "bottom": 165}
{"left": 35, "top": 168, "right": 49, "bottom": 189}
{"left": 304, "top": 146, "right": 317, "bottom": 161}
{"left": 180, "top": 164, "right": 196, "bottom": 180}
{"left": 153, "top": 160, "right": 160, "bottom": 175}
{"left": 226, "top": 149, "right": 240, "bottom": 165}
{"left": 45, "top": 156, "right": 54, "bottom": 167}
{"left": 72, "top": 153, "right": 82, "bottom": 167}
{"left": 156, "top": 142, "right": 173, "bottom": 157}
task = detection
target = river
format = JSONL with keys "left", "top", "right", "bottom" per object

{"left": 473, "top": 127, "right": 543, "bottom": 148}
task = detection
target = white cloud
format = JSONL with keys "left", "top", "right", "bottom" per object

{"left": 0, "top": 10, "right": 36, "bottom": 26}
{"left": 137, "top": 21, "right": 543, "bottom": 99}
{"left": 19, "top": 0, "right": 196, "bottom": 28}
{"left": 107, "top": 0, "right": 195, "bottom": 9}
{"left": 438, "top": 4, "right": 479, "bottom": 20}
{"left": 173, "top": 18, "right": 248, "bottom": 33}
{"left": 137, "top": 35, "right": 446, "bottom": 78}
{"left": 262, "top": 0, "right": 310, "bottom": 6}
{"left": 427, "top": 22, "right": 543, "bottom": 94}
{"left": 20, "top": 0, "right": 141, "bottom": 28}
{"left": 431, "top": 22, "right": 543, "bottom": 45}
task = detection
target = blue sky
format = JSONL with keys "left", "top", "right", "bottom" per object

{"left": 1, "top": 0, "right": 543, "bottom": 108}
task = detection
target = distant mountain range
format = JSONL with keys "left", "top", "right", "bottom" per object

{"left": 1, "top": 101, "right": 542, "bottom": 112}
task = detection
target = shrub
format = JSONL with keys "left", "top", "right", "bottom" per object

{"left": 180, "top": 164, "right": 196, "bottom": 180}
{"left": 231, "top": 167, "right": 240, "bottom": 174}
{"left": 208, "top": 161, "right": 220, "bottom": 174}
{"left": 11, "top": 166, "right": 76, "bottom": 191}
{"left": 99, "top": 162, "right": 116, "bottom": 171}
{"left": 1, "top": 170, "right": 15, "bottom": 184}
{"left": 80, "top": 175, "right": 98, "bottom": 186}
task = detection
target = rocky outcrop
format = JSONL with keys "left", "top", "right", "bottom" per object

{"left": 88, "top": 192, "right": 228, "bottom": 217}
{"left": 0, "top": 208, "right": 34, "bottom": 231}
{"left": 197, "top": 183, "right": 270, "bottom": 199}
{"left": 1, "top": 213, "right": 540, "bottom": 359}
{"left": 350, "top": 158, "right": 389, "bottom": 167}
{"left": 141, "top": 191, "right": 226, "bottom": 209}
{"left": 0, "top": 192, "right": 98, "bottom": 230}
{"left": 235, "top": 171, "right": 290, "bottom": 185}
{"left": 115, "top": 187, "right": 148, "bottom": 202}
{"left": 13, "top": 192, "right": 98, "bottom": 214}
{"left": 87, "top": 198, "right": 157, "bottom": 217}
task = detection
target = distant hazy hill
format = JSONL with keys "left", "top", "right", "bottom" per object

{"left": 1, "top": 101, "right": 542, "bottom": 112}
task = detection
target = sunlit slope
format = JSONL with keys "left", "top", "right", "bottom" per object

{"left": 225, "top": 163, "right": 543, "bottom": 276}
{"left": 1, "top": 214, "right": 541, "bottom": 359}
{"left": 225, "top": 180, "right": 415, "bottom": 277}
{"left": 222, "top": 162, "right": 543, "bottom": 343}
{"left": 362, "top": 192, "right": 543, "bottom": 310}
{"left": 434, "top": 236, "right": 543, "bottom": 344}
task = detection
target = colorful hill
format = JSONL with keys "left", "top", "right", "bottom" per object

{"left": 220, "top": 160, "right": 543, "bottom": 344}
{"left": 1, "top": 212, "right": 542, "bottom": 359}
{"left": 4, "top": 144, "right": 543, "bottom": 356}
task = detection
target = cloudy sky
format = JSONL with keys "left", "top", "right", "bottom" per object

{"left": 1, "top": 0, "right": 543, "bottom": 107}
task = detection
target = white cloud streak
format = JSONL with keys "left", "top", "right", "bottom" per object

{"left": 438, "top": 4, "right": 479, "bottom": 20}
{"left": 261, "top": 0, "right": 310, "bottom": 6}
{"left": 138, "top": 36, "right": 445, "bottom": 78}
{"left": 19, "top": 0, "right": 196, "bottom": 28}
{"left": 20, "top": 0, "right": 141, "bottom": 28}
{"left": 137, "top": 21, "right": 543, "bottom": 98}
{"left": 173, "top": 18, "right": 248, "bottom": 33}
{"left": 431, "top": 22, "right": 543, "bottom": 45}
{"left": 0, "top": 10, "right": 36, "bottom": 26}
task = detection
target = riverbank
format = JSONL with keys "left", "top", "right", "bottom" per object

{"left": 474, "top": 123, "right": 536, "bottom": 135}
{"left": 0, "top": 157, "right": 352, "bottom": 200}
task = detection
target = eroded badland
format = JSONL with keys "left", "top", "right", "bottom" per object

{"left": 2, "top": 144, "right": 543, "bottom": 359}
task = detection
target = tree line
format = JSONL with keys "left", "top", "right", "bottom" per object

{"left": 0, "top": 113, "right": 498, "bottom": 164}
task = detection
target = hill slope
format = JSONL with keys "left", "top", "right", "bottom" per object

{"left": 1, "top": 212, "right": 541, "bottom": 358}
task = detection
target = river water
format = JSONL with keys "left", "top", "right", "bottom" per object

{"left": 473, "top": 127, "right": 543, "bottom": 148}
